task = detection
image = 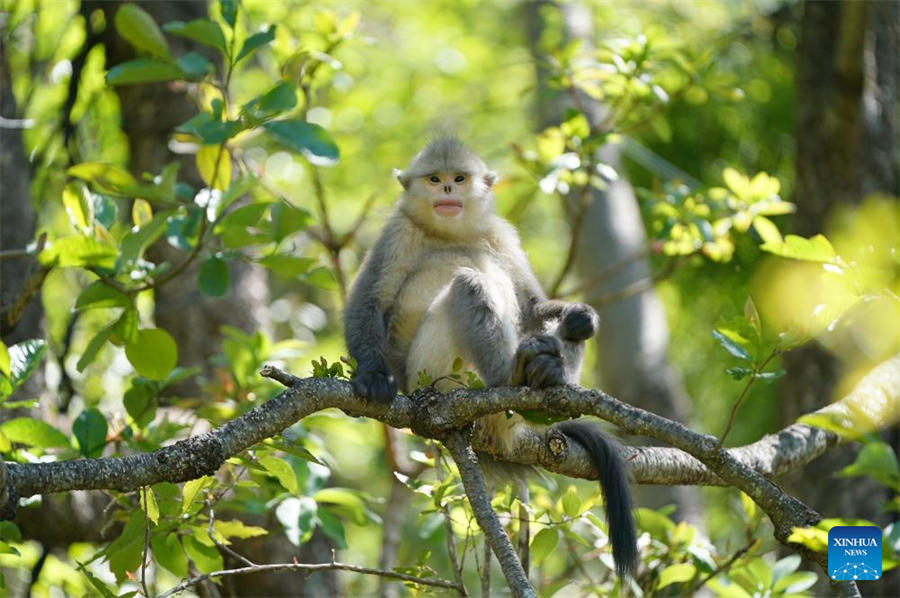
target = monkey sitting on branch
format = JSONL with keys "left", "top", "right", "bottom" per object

{"left": 343, "top": 137, "right": 637, "bottom": 577}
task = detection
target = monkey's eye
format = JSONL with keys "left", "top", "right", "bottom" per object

{"left": 454, "top": 175, "right": 466, "bottom": 183}
{"left": 428, "top": 175, "right": 441, "bottom": 184}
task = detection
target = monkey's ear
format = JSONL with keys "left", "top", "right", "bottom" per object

{"left": 393, "top": 168, "right": 410, "bottom": 190}
{"left": 484, "top": 171, "right": 498, "bottom": 188}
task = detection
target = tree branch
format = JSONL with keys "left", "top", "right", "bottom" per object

{"left": 443, "top": 430, "right": 535, "bottom": 598}
{"left": 156, "top": 555, "right": 463, "bottom": 598}
{"left": 2, "top": 356, "right": 896, "bottom": 592}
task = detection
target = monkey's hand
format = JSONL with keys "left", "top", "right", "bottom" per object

{"left": 351, "top": 365, "right": 398, "bottom": 402}
{"left": 511, "top": 334, "right": 566, "bottom": 388}
{"left": 559, "top": 303, "right": 599, "bottom": 342}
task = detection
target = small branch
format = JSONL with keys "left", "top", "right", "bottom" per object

{"left": 140, "top": 487, "right": 152, "bottom": 598}
{"left": 443, "top": 431, "right": 535, "bottom": 598}
{"left": 718, "top": 350, "right": 779, "bottom": 449}
{"left": 156, "top": 558, "right": 463, "bottom": 598}
{"left": 480, "top": 536, "right": 491, "bottom": 598}
{"left": 434, "top": 446, "right": 468, "bottom": 596}
{"left": 0, "top": 263, "right": 51, "bottom": 337}
{"left": 556, "top": 246, "right": 650, "bottom": 298}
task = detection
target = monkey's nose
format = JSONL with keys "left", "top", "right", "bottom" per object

{"left": 444, "top": 185, "right": 452, "bottom": 193}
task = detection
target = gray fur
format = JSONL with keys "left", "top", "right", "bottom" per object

{"left": 344, "top": 139, "right": 637, "bottom": 577}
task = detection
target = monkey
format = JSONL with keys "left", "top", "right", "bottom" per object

{"left": 344, "top": 137, "right": 637, "bottom": 578}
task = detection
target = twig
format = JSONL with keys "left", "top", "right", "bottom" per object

{"left": 555, "top": 246, "right": 650, "bottom": 298}
{"left": 434, "top": 446, "right": 468, "bottom": 596}
{"left": 443, "top": 431, "right": 536, "bottom": 598}
{"left": 206, "top": 497, "right": 256, "bottom": 568}
{"left": 584, "top": 253, "right": 686, "bottom": 306}
{"left": 140, "top": 487, "right": 152, "bottom": 598}
{"left": 717, "top": 350, "right": 779, "bottom": 450}
{"left": 480, "top": 535, "right": 491, "bottom": 597}
{"left": 156, "top": 557, "right": 463, "bottom": 598}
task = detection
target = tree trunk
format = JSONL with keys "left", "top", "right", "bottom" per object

{"left": 783, "top": 1, "right": 898, "bottom": 594}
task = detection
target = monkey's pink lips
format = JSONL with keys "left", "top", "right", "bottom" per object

{"left": 433, "top": 199, "right": 463, "bottom": 216}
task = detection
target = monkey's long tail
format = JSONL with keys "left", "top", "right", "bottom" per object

{"left": 555, "top": 420, "right": 638, "bottom": 578}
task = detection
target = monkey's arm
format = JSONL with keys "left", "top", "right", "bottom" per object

{"left": 344, "top": 233, "right": 399, "bottom": 401}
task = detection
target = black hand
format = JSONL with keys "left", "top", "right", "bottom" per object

{"left": 513, "top": 334, "right": 566, "bottom": 388}
{"left": 351, "top": 367, "right": 398, "bottom": 402}
{"left": 560, "top": 304, "right": 598, "bottom": 342}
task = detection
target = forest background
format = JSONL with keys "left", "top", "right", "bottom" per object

{"left": 0, "top": 0, "right": 898, "bottom": 597}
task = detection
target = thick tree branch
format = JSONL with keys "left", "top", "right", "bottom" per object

{"left": 2, "top": 356, "right": 896, "bottom": 592}
{"left": 443, "top": 431, "right": 535, "bottom": 598}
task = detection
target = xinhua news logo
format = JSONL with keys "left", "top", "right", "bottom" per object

{"left": 828, "top": 526, "right": 882, "bottom": 581}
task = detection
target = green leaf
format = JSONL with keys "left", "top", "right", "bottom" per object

{"left": 712, "top": 329, "right": 752, "bottom": 362}
{"left": 73, "top": 407, "right": 108, "bottom": 458}
{"left": 92, "top": 194, "right": 119, "bottom": 228}
{"left": 151, "top": 534, "right": 188, "bottom": 578}
{"left": 530, "top": 528, "right": 559, "bottom": 565}
{"left": 561, "top": 485, "right": 582, "bottom": 518}
{"left": 176, "top": 112, "right": 243, "bottom": 145}
{"left": 0, "top": 417, "right": 70, "bottom": 448}
{"left": 774, "top": 571, "right": 818, "bottom": 594}
{"left": 257, "top": 255, "right": 316, "bottom": 277}
{"left": 0, "top": 341, "right": 9, "bottom": 378}
{"left": 125, "top": 328, "right": 177, "bottom": 380}
{"left": 760, "top": 234, "right": 836, "bottom": 263}
{"left": 634, "top": 507, "right": 676, "bottom": 539}
{"left": 263, "top": 120, "right": 339, "bottom": 166}
{"left": 838, "top": 441, "right": 900, "bottom": 488}
{"left": 771, "top": 554, "right": 801, "bottom": 585}
{"left": 269, "top": 199, "right": 312, "bottom": 241}
{"left": 166, "top": 208, "right": 202, "bottom": 250}
{"left": 119, "top": 212, "right": 168, "bottom": 268}
{"left": 196, "top": 144, "right": 231, "bottom": 189}
{"left": 302, "top": 266, "right": 338, "bottom": 290}
{"left": 176, "top": 52, "right": 213, "bottom": 80}
{"left": 62, "top": 182, "right": 93, "bottom": 230}
{"left": 236, "top": 25, "right": 275, "bottom": 62}
{"left": 76, "top": 562, "right": 117, "bottom": 598}
{"left": 182, "top": 535, "right": 223, "bottom": 574}
{"left": 141, "top": 487, "right": 159, "bottom": 524}
{"left": 8, "top": 339, "right": 47, "bottom": 390}
{"left": 752, "top": 216, "right": 782, "bottom": 245}
{"left": 124, "top": 380, "right": 157, "bottom": 428}
{"left": 213, "top": 519, "right": 267, "bottom": 540}
{"left": 39, "top": 236, "right": 118, "bottom": 269}
{"left": 198, "top": 256, "right": 230, "bottom": 297}
{"left": 242, "top": 82, "right": 297, "bottom": 121}
{"left": 182, "top": 476, "right": 211, "bottom": 515}
{"left": 114, "top": 5, "right": 171, "bottom": 60}
{"left": 163, "top": 19, "right": 227, "bottom": 53}
{"left": 75, "top": 281, "right": 130, "bottom": 310}
{"left": 658, "top": 563, "right": 696, "bottom": 589}
{"left": 316, "top": 508, "right": 347, "bottom": 549}
{"left": 220, "top": 0, "right": 237, "bottom": 28}
{"left": 312, "top": 488, "right": 367, "bottom": 525}
{"left": 107, "top": 58, "right": 182, "bottom": 86}
{"left": 77, "top": 325, "right": 114, "bottom": 372}
{"left": 259, "top": 456, "right": 299, "bottom": 495}
{"left": 106, "top": 512, "right": 145, "bottom": 582}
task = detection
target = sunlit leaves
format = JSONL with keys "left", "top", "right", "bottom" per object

{"left": 106, "top": 58, "right": 182, "bottom": 86}
{"left": 657, "top": 563, "right": 697, "bottom": 589}
{"left": 74, "top": 282, "right": 130, "bottom": 310}
{"left": 236, "top": 25, "right": 276, "bottom": 63}
{"left": 163, "top": 20, "right": 227, "bottom": 53}
{"left": 62, "top": 182, "right": 93, "bottom": 231}
{"left": 196, "top": 144, "right": 232, "bottom": 190}
{"left": 125, "top": 328, "right": 178, "bottom": 380}
{"left": 530, "top": 528, "right": 559, "bottom": 566}
{"left": 263, "top": 120, "right": 340, "bottom": 166}
{"left": 114, "top": 4, "right": 172, "bottom": 61}
{"left": 241, "top": 81, "right": 298, "bottom": 122}
{"left": 39, "top": 236, "right": 118, "bottom": 269}
{"left": 0, "top": 417, "right": 70, "bottom": 449}
{"left": 838, "top": 441, "right": 900, "bottom": 489}
{"left": 760, "top": 234, "right": 836, "bottom": 263}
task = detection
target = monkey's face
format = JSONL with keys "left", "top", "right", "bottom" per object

{"left": 400, "top": 170, "right": 496, "bottom": 238}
